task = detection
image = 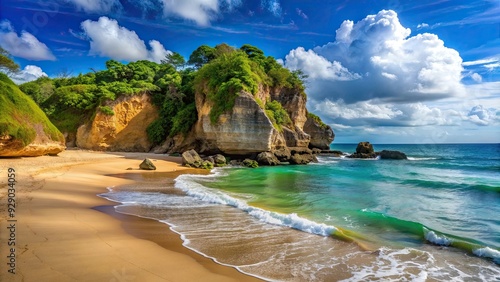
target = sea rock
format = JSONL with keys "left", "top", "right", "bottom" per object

{"left": 356, "top": 142, "right": 374, "bottom": 154}
{"left": 182, "top": 149, "right": 203, "bottom": 168}
{"left": 213, "top": 154, "right": 227, "bottom": 167}
{"left": 76, "top": 93, "right": 158, "bottom": 152}
{"left": 0, "top": 74, "right": 65, "bottom": 157}
{"left": 289, "top": 152, "right": 317, "bottom": 165}
{"left": 256, "top": 151, "right": 280, "bottom": 166}
{"left": 139, "top": 158, "right": 156, "bottom": 170}
{"left": 242, "top": 159, "right": 259, "bottom": 168}
{"left": 303, "top": 115, "right": 335, "bottom": 150}
{"left": 348, "top": 142, "right": 377, "bottom": 158}
{"left": 379, "top": 150, "right": 408, "bottom": 160}
{"left": 201, "top": 160, "right": 214, "bottom": 169}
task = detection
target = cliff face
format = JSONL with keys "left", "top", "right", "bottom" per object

{"left": 0, "top": 74, "right": 65, "bottom": 157}
{"left": 76, "top": 93, "right": 158, "bottom": 152}
{"left": 303, "top": 115, "right": 335, "bottom": 150}
{"left": 163, "top": 84, "right": 333, "bottom": 160}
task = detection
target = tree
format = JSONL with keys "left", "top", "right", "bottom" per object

{"left": 240, "top": 44, "right": 265, "bottom": 64}
{"left": 0, "top": 47, "right": 20, "bottom": 73}
{"left": 161, "top": 52, "right": 185, "bottom": 69}
{"left": 188, "top": 45, "right": 215, "bottom": 68}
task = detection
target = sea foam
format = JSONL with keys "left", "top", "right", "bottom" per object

{"left": 175, "top": 174, "right": 337, "bottom": 237}
{"left": 424, "top": 230, "right": 452, "bottom": 246}
{"left": 473, "top": 247, "right": 500, "bottom": 264}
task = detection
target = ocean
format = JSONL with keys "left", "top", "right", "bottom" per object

{"left": 100, "top": 143, "right": 500, "bottom": 281}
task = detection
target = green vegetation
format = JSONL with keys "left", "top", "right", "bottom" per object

{"left": 265, "top": 100, "right": 292, "bottom": 131}
{"left": 0, "top": 73, "right": 63, "bottom": 146}
{"left": 0, "top": 47, "right": 19, "bottom": 73}
{"left": 307, "top": 112, "right": 329, "bottom": 129}
{"left": 15, "top": 43, "right": 323, "bottom": 147}
{"left": 243, "top": 159, "right": 259, "bottom": 168}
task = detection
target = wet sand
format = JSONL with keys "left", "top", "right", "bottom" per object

{"left": 0, "top": 150, "right": 261, "bottom": 282}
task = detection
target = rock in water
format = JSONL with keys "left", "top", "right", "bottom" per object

{"left": 182, "top": 149, "right": 203, "bottom": 168}
{"left": 379, "top": 150, "right": 407, "bottom": 160}
{"left": 356, "top": 142, "right": 374, "bottom": 154}
{"left": 213, "top": 154, "right": 227, "bottom": 167}
{"left": 256, "top": 152, "right": 280, "bottom": 166}
{"left": 139, "top": 158, "right": 156, "bottom": 170}
{"left": 243, "top": 159, "right": 259, "bottom": 168}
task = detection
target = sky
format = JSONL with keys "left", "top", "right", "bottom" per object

{"left": 0, "top": 0, "right": 499, "bottom": 144}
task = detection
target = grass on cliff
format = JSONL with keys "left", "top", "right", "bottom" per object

{"left": 0, "top": 73, "right": 64, "bottom": 146}
{"left": 307, "top": 112, "right": 329, "bottom": 129}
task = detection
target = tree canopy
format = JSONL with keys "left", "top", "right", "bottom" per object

{"left": 0, "top": 47, "right": 20, "bottom": 73}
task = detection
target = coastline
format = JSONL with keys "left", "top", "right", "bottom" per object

{"left": 0, "top": 150, "right": 261, "bottom": 282}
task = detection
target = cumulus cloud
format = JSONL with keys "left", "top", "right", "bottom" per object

{"left": 0, "top": 20, "right": 56, "bottom": 61}
{"left": 465, "top": 105, "right": 499, "bottom": 126}
{"left": 261, "top": 0, "right": 282, "bottom": 17}
{"left": 80, "top": 17, "right": 170, "bottom": 63}
{"left": 9, "top": 65, "right": 48, "bottom": 84}
{"left": 160, "top": 0, "right": 242, "bottom": 26}
{"left": 283, "top": 10, "right": 465, "bottom": 104}
{"left": 67, "top": 0, "right": 121, "bottom": 13}
{"left": 313, "top": 99, "right": 459, "bottom": 127}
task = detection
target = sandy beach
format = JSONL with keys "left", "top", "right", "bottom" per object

{"left": 0, "top": 150, "right": 261, "bottom": 282}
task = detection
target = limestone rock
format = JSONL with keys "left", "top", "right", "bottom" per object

{"left": 139, "top": 158, "right": 156, "bottom": 170}
{"left": 379, "top": 150, "right": 407, "bottom": 160}
{"left": 76, "top": 93, "right": 158, "bottom": 152}
{"left": 256, "top": 152, "right": 280, "bottom": 166}
{"left": 182, "top": 149, "right": 203, "bottom": 168}
{"left": 356, "top": 142, "right": 374, "bottom": 154}
{"left": 242, "top": 159, "right": 259, "bottom": 168}
{"left": 303, "top": 115, "right": 335, "bottom": 150}
{"left": 289, "top": 153, "right": 316, "bottom": 165}
{"left": 213, "top": 154, "right": 227, "bottom": 167}
{"left": 194, "top": 91, "right": 279, "bottom": 155}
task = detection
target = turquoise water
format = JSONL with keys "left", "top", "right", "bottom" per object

{"left": 101, "top": 143, "right": 500, "bottom": 281}
{"left": 200, "top": 144, "right": 500, "bottom": 254}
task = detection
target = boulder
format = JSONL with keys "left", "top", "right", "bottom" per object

{"left": 139, "top": 158, "right": 156, "bottom": 170}
{"left": 201, "top": 160, "right": 214, "bottom": 169}
{"left": 256, "top": 152, "right": 280, "bottom": 166}
{"left": 289, "top": 153, "right": 316, "bottom": 165}
{"left": 242, "top": 159, "right": 259, "bottom": 168}
{"left": 213, "top": 154, "right": 227, "bottom": 167}
{"left": 356, "top": 142, "right": 374, "bottom": 154}
{"left": 182, "top": 149, "right": 203, "bottom": 168}
{"left": 379, "top": 150, "right": 407, "bottom": 160}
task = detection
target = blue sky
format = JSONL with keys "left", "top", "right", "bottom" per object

{"left": 0, "top": 0, "right": 499, "bottom": 143}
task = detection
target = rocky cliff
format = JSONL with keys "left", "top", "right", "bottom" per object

{"left": 0, "top": 74, "right": 65, "bottom": 157}
{"left": 161, "top": 84, "right": 334, "bottom": 163}
{"left": 76, "top": 93, "right": 158, "bottom": 152}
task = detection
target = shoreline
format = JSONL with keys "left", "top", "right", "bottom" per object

{"left": 0, "top": 150, "right": 261, "bottom": 281}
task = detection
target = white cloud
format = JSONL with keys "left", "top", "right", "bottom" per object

{"left": 261, "top": 0, "right": 282, "bottom": 17}
{"left": 9, "top": 65, "right": 48, "bottom": 84}
{"left": 67, "top": 0, "right": 121, "bottom": 13}
{"left": 0, "top": 20, "right": 56, "bottom": 61}
{"left": 283, "top": 10, "right": 465, "bottom": 104}
{"left": 313, "top": 99, "right": 459, "bottom": 127}
{"left": 80, "top": 17, "right": 170, "bottom": 63}
{"left": 465, "top": 105, "right": 499, "bottom": 126}
{"left": 417, "top": 23, "right": 429, "bottom": 29}
{"left": 471, "top": 73, "right": 483, "bottom": 83}
{"left": 160, "top": 0, "right": 242, "bottom": 26}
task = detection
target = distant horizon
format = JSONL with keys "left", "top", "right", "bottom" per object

{"left": 0, "top": 0, "right": 498, "bottom": 144}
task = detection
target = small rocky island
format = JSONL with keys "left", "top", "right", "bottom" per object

{"left": 346, "top": 142, "right": 407, "bottom": 160}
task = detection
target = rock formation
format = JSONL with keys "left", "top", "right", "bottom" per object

{"left": 348, "top": 142, "right": 377, "bottom": 158}
{"left": 303, "top": 115, "right": 335, "bottom": 150}
{"left": 165, "top": 85, "right": 334, "bottom": 165}
{"left": 379, "top": 150, "right": 408, "bottom": 160}
{"left": 139, "top": 158, "right": 156, "bottom": 170}
{"left": 76, "top": 93, "right": 158, "bottom": 152}
{"left": 0, "top": 74, "right": 65, "bottom": 157}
